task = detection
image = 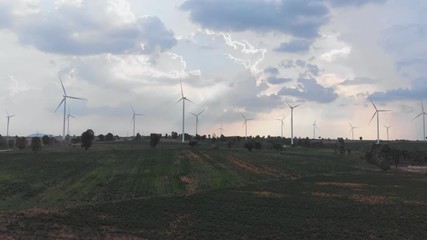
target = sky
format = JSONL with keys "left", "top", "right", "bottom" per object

{"left": 0, "top": 0, "right": 427, "bottom": 141}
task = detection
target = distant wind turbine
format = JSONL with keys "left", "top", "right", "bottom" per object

{"left": 218, "top": 123, "right": 224, "bottom": 136}
{"left": 368, "top": 97, "right": 390, "bottom": 144}
{"left": 349, "top": 123, "right": 358, "bottom": 140}
{"left": 413, "top": 100, "right": 427, "bottom": 141}
{"left": 384, "top": 125, "right": 391, "bottom": 141}
{"left": 287, "top": 102, "right": 302, "bottom": 145}
{"left": 177, "top": 80, "right": 192, "bottom": 143}
{"left": 66, "top": 108, "right": 76, "bottom": 144}
{"left": 131, "top": 106, "right": 143, "bottom": 137}
{"left": 312, "top": 120, "right": 318, "bottom": 139}
{"left": 240, "top": 112, "right": 254, "bottom": 140}
{"left": 5, "top": 111, "right": 15, "bottom": 140}
{"left": 190, "top": 109, "right": 205, "bottom": 136}
{"left": 55, "top": 74, "right": 87, "bottom": 140}
{"left": 276, "top": 114, "right": 287, "bottom": 138}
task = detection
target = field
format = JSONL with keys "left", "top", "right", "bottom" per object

{"left": 0, "top": 140, "right": 426, "bottom": 239}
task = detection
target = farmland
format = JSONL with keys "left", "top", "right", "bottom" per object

{"left": 0, "top": 140, "right": 426, "bottom": 239}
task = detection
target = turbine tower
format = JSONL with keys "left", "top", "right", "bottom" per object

{"left": 276, "top": 114, "right": 287, "bottom": 138}
{"left": 55, "top": 74, "right": 86, "bottom": 140}
{"left": 5, "top": 112, "right": 15, "bottom": 138}
{"left": 413, "top": 100, "right": 427, "bottom": 141}
{"left": 287, "top": 102, "right": 302, "bottom": 145}
{"left": 368, "top": 97, "right": 390, "bottom": 144}
{"left": 240, "top": 112, "right": 253, "bottom": 140}
{"left": 177, "top": 80, "right": 192, "bottom": 143}
{"left": 384, "top": 125, "right": 391, "bottom": 141}
{"left": 131, "top": 106, "right": 143, "bottom": 137}
{"left": 349, "top": 123, "right": 358, "bottom": 140}
{"left": 312, "top": 120, "right": 318, "bottom": 139}
{"left": 218, "top": 123, "right": 224, "bottom": 136}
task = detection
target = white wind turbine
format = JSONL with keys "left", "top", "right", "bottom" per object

{"left": 177, "top": 80, "right": 192, "bottom": 143}
{"left": 240, "top": 112, "right": 254, "bottom": 140}
{"left": 287, "top": 102, "right": 302, "bottom": 145}
{"left": 276, "top": 114, "right": 287, "bottom": 138}
{"left": 312, "top": 120, "right": 318, "bottom": 139}
{"left": 5, "top": 111, "right": 15, "bottom": 138}
{"left": 131, "top": 106, "right": 143, "bottom": 137}
{"left": 384, "top": 125, "right": 391, "bottom": 141}
{"left": 55, "top": 74, "right": 87, "bottom": 140}
{"left": 349, "top": 123, "right": 358, "bottom": 140}
{"left": 218, "top": 123, "right": 224, "bottom": 136}
{"left": 368, "top": 97, "right": 390, "bottom": 144}
{"left": 190, "top": 109, "right": 205, "bottom": 136}
{"left": 66, "top": 108, "right": 76, "bottom": 144}
{"left": 413, "top": 100, "right": 427, "bottom": 141}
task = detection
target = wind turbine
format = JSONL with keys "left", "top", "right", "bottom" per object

{"left": 240, "top": 112, "right": 254, "bottom": 140}
{"left": 66, "top": 109, "right": 76, "bottom": 144}
{"left": 287, "top": 102, "right": 302, "bottom": 145}
{"left": 5, "top": 111, "right": 15, "bottom": 138}
{"left": 312, "top": 120, "right": 318, "bottom": 139}
{"left": 177, "top": 80, "right": 192, "bottom": 143}
{"left": 349, "top": 123, "right": 358, "bottom": 140}
{"left": 131, "top": 106, "right": 143, "bottom": 137}
{"left": 55, "top": 74, "right": 87, "bottom": 140}
{"left": 368, "top": 97, "right": 390, "bottom": 144}
{"left": 218, "top": 123, "right": 224, "bottom": 136}
{"left": 276, "top": 114, "right": 287, "bottom": 138}
{"left": 384, "top": 125, "right": 391, "bottom": 141}
{"left": 413, "top": 100, "right": 427, "bottom": 141}
{"left": 189, "top": 109, "right": 205, "bottom": 136}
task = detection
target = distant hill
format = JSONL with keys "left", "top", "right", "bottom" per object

{"left": 27, "top": 133, "right": 55, "bottom": 138}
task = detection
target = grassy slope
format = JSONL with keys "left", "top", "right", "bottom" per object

{"left": 0, "top": 141, "right": 426, "bottom": 239}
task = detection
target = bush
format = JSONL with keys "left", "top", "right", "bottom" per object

{"left": 31, "top": 137, "right": 42, "bottom": 153}
{"left": 189, "top": 140, "right": 198, "bottom": 147}
{"left": 16, "top": 137, "right": 27, "bottom": 150}
{"left": 105, "top": 133, "right": 114, "bottom": 142}
{"left": 150, "top": 134, "right": 161, "bottom": 148}
{"left": 244, "top": 141, "right": 254, "bottom": 152}
{"left": 42, "top": 135, "right": 51, "bottom": 145}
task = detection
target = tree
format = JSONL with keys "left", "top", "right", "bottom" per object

{"left": 98, "top": 134, "right": 105, "bottom": 141}
{"left": 171, "top": 132, "right": 178, "bottom": 139}
{"left": 189, "top": 140, "right": 198, "bottom": 148}
{"left": 105, "top": 133, "right": 114, "bottom": 141}
{"left": 81, "top": 129, "right": 95, "bottom": 150}
{"left": 135, "top": 133, "right": 142, "bottom": 141}
{"left": 150, "top": 134, "right": 161, "bottom": 148}
{"left": 42, "top": 135, "right": 51, "bottom": 145}
{"left": 31, "top": 137, "right": 42, "bottom": 153}
{"left": 244, "top": 141, "right": 254, "bottom": 152}
{"left": 16, "top": 137, "right": 27, "bottom": 150}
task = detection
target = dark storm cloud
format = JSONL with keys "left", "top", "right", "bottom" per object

{"left": 275, "top": 39, "right": 312, "bottom": 53}
{"left": 181, "top": 0, "right": 329, "bottom": 39}
{"left": 278, "top": 77, "right": 338, "bottom": 103}
{"left": 369, "top": 78, "right": 427, "bottom": 101}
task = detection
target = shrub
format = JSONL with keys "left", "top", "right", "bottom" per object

{"left": 81, "top": 129, "right": 95, "bottom": 150}
{"left": 16, "top": 137, "right": 27, "bottom": 150}
{"left": 150, "top": 134, "right": 161, "bottom": 148}
{"left": 189, "top": 140, "right": 198, "bottom": 148}
{"left": 244, "top": 141, "right": 254, "bottom": 152}
{"left": 31, "top": 137, "right": 42, "bottom": 153}
{"left": 42, "top": 135, "right": 51, "bottom": 145}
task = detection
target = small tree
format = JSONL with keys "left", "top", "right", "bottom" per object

{"left": 244, "top": 141, "right": 254, "bottom": 152}
{"left": 135, "top": 133, "right": 142, "bottom": 141}
{"left": 16, "top": 137, "right": 27, "bottom": 150}
{"left": 42, "top": 135, "right": 51, "bottom": 145}
{"left": 81, "top": 129, "right": 95, "bottom": 150}
{"left": 98, "top": 134, "right": 105, "bottom": 141}
{"left": 171, "top": 132, "right": 178, "bottom": 139}
{"left": 105, "top": 133, "right": 114, "bottom": 142}
{"left": 150, "top": 134, "right": 161, "bottom": 148}
{"left": 31, "top": 137, "right": 42, "bottom": 153}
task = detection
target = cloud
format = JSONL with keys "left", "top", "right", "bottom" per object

{"left": 339, "top": 77, "right": 375, "bottom": 86}
{"left": 327, "top": 0, "right": 387, "bottom": 7}
{"left": 181, "top": 0, "right": 329, "bottom": 39}
{"left": 264, "top": 67, "right": 279, "bottom": 75}
{"left": 267, "top": 76, "right": 292, "bottom": 85}
{"left": 0, "top": 0, "right": 177, "bottom": 55}
{"left": 275, "top": 39, "right": 312, "bottom": 53}
{"left": 278, "top": 77, "right": 338, "bottom": 103}
{"left": 369, "top": 78, "right": 427, "bottom": 101}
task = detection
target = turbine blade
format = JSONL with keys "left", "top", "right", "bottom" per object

{"left": 176, "top": 98, "right": 183, "bottom": 104}
{"left": 369, "top": 112, "right": 377, "bottom": 124}
{"left": 131, "top": 105, "right": 135, "bottom": 114}
{"left": 294, "top": 103, "right": 302, "bottom": 108}
{"left": 58, "top": 74, "right": 66, "bottom": 95}
{"left": 240, "top": 112, "right": 247, "bottom": 120}
{"left": 242, "top": 119, "right": 247, "bottom": 127}
{"left": 55, "top": 98, "right": 65, "bottom": 112}
{"left": 422, "top": 100, "right": 425, "bottom": 113}
{"left": 413, "top": 113, "right": 423, "bottom": 120}
{"left": 198, "top": 109, "right": 205, "bottom": 115}
{"left": 281, "top": 114, "right": 287, "bottom": 120}
{"left": 67, "top": 96, "right": 87, "bottom": 101}
{"left": 189, "top": 112, "right": 196, "bottom": 116}
{"left": 180, "top": 79, "right": 184, "bottom": 97}
{"left": 368, "top": 97, "right": 378, "bottom": 111}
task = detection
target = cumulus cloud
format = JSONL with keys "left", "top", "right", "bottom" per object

{"left": 278, "top": 77, "right": 338, "bottom": 103}
{"left": 181, "top": 0, "right": 329, "bottom": 39}
{"left": 339, "top": 77, "right": 375, "bottom": 86}
{"left": 275, "top": 39, "right": 312, "bottom": 53}
{"left": 0, "top": 0, "right": 177, "bottom": 55}
{"left": 266, "top": 76, "right": 292, "bottom": 85}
